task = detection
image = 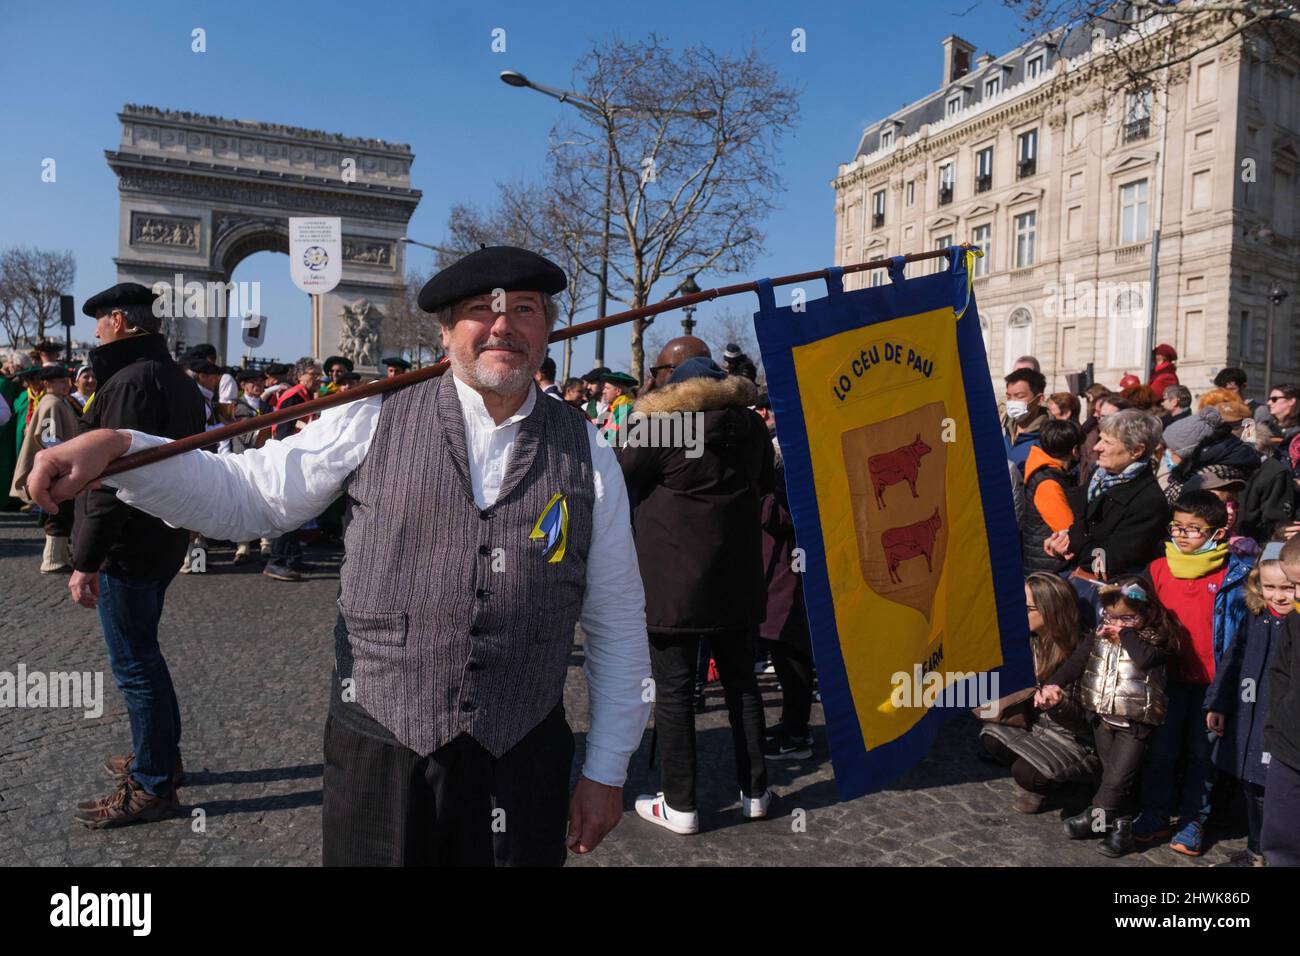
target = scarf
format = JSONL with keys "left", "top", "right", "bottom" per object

{"left": 1087, "top": 459, "right": 1147, "bottom": 502}
{"left": 1163, "top": 540, "right": 1229, "bottom": 579}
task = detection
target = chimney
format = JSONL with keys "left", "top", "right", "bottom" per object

{"left": 942, "top": 35, "right": 977, "bottom": 86}
{"left": 976, "top": 53, "right": 995, "bottom": 68}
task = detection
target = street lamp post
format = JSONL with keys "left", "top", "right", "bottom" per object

{"left": 677, "top": 274, "right": 701, "bottom": 335}
{"left": 499, "top": 70, "right": 713, "bottom": 372}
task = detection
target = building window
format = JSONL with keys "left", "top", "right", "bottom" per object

{"left": 947, "top": 94, "right": 963, "bottom": 117}
{"left": 935, "top": 234, "right": 953, "bottom": 274}
{"left": 972, "top": 224, "right": 991, "bottom": 276}
{"left": 872, "top": 189, "right": 886, "bottom": 228}
{"left": 880, "top": 127, "right": 894, "bottom": 149}
{"left": 976, "top": 147, "right": 993, "bottom": 193}
{"left": 1119, "top": 179, "right": 1149, "bottom": 244}
{"left": 1125, "top": 88, "right": 1152, "bottom": 142}
{"left": 1026, "top": 53, "right": 1045, "bottom": 79}
{"left": 1014, "top": 211, "right": 1037, "bottom": 267}
{"left": 1004, "top": 308, "right": 1034, "bottom": 373}
{"left": 938, "top": 162, "right": 955, "bottom": 204}
{"left": 984, "top": 75, "right": 1001, "bottom": 98}
{"left": 905, "top": 180, "right": 915, "bottom": 206}
{"left": 1239, "top": 310, "right": 1253, "bottom": 362}
{"left": 1108, "top": 289, "right": 1147, "bottom": 368}
{"left": 1017, "top": 129, "right": 1038, "bottom": 178}
{"left": 870, "top": 271, "right": 884, "bottom": 288}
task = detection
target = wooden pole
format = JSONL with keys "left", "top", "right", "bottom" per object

{"left": 100, "top": 245, "right": 967, "bottom": 479}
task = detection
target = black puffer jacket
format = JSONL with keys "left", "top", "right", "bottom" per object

{"left": 73, "top": 331, "right": 205, "bottom": 579}
{"left": 618, "top": 375, "right": 774, "bottom": 634}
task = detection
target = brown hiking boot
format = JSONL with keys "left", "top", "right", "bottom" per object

{"left": 74, "top": 777, "right": 180, "bottom": 829}
{"left": 104, "top": 751, "right": 185, "bottom": 785}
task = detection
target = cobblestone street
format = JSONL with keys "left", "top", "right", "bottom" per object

{"left": 0, "top": 513, "right": 1247, "bottom": 867}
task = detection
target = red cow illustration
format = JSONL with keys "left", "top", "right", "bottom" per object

{"left": 881, "top": 508, "right": 942, "bottom": 584}
{"left": 867, "top": 434, "right": 932, "bottom": 509}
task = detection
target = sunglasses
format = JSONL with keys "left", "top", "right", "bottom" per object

{"left": 1268, "top": 395, "right": 1287, "bottom": 402}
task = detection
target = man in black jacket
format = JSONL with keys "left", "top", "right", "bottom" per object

{"left": 56, "top": 282, "right": 205, "bottom": 828}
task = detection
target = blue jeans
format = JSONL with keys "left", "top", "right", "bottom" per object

{"left": 1140, "top": 680, "right": 1215, "bottom": 824}
{"left": 97, "top": 572, "right": 182, "bottom": 796}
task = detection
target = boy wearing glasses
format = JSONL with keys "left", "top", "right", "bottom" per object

{"left": 1135, "top": 490, "right": 1253, "bottom": 854}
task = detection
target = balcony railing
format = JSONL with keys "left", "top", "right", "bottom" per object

{"left": 938, "top": 184, "right": 954, "bottom": 205}
{"left": 1124, "top": 117, "right": 1150, "bottom": 142}
{"left": 872, "top": 212, "right": 885, "bottom": 228}
{"left": 1017, "top": 157, "right": 1036, "bottom": 178}
{"left": 975, "top": 173, "right": 992, "bottom": 194}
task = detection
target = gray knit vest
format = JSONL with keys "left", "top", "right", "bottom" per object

{"left": 335, "top": 375, "right": 594, "bottom": 757}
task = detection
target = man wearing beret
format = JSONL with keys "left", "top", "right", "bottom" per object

{"left": 28, "top": 247, "right": 652, "bottom": 865}
{"left": 10, "top": 365, "right": 81, "bottom": 572}
{"left": 599, "top": 371, "right": 639, "bottom": 447}
{"left": 40, "top": 282, "right": 206, "bottom": 827}
{"left": 382, "top": 356, "right": 412, "bottom": 378}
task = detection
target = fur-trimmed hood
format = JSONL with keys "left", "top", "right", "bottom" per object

{"left": 634, "top": 374, "right": 757, "bottom": 415}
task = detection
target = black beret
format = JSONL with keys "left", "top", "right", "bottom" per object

{"left": 264, "top": 363, "right": 290, "bottom": 376}
{"left": 82, "top": 282, "right": 161, "bottom": 328}
{"left": 322, "top": 355, "right": 354, "bottom": 372}
{"left": 190, "top": 361, "right": 222, "bottom": 375}
{"left": 36, "top": 364, "right": 70, "bottom": 381}
{"left": 417, "top": 246, "right": 566, "bottom": 314}
{"left": 382, "top": 356, "right": 411, "bottom": 370}
{"left": 582, "top": 366, "right": 611, "bottom": 383}
{"left": 236, "top": 369, "right": 264, "bottom": 384}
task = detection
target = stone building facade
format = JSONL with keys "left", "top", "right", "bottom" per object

{"left": 832, "top": 12, "right": 1300, "bottom": 397}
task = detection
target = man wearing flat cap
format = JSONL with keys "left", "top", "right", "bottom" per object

{"left": 599, "top": 371, "right": 639, "bottom": 447}
{"left": 37, "top": 282, "right": 206, "bottom": 827}
{"left": 28, "top": 248, "right": 652, "bottom": 865}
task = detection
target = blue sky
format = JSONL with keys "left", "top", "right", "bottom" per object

{"left": 0, "top": 0, "right": 1035, "bottom": 373}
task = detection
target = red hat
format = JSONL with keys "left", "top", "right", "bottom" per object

{"left": 1118, "top": 373, "right": 1140, "bottom": 389}
{"left": 1154, "top": 343, "right": 1177, "bottom": 360}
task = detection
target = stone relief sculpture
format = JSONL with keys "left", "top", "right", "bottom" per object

{"left": 339, "top": 298, "right": 382, "bottom": 367}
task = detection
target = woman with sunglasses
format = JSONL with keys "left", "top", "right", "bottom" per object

{"left": 1264, "top": 384, "right": 1300, "bottom": 480}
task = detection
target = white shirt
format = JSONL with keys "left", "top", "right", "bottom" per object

{"left": 218, "top": 372, "right": 238, "bottom": 404}
{"left": 104, "top": 373, "right": 652, "bottom": 787}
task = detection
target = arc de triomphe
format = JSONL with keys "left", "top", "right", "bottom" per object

{"left": 105, "top": 104, "right": 421, "bottom": 365}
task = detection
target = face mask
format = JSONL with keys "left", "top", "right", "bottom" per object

{"left": 1191, "top": 531, "right": 1224, "bottom": 553}
{"left": 1006, "top": 400, "right": 1030, "bottom": 421}
{"left": 1161, "top": 451, "right": 1175, "bottom": 473}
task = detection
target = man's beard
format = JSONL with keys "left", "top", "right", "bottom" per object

{"left": 449, "top": 336, "right": 540, "bottom": 397}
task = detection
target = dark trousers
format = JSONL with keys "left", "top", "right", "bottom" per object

{"left": 1139, "top": 680, "right": 1216, "bottom": 824}
{"left": 269, "top": 529, "right": 302, "bottom": 568}
{"left": 97, "top": 572, "right": 182, "bottom": 796}
{"left": 322, "top": 695, "right": 574, "bottom": 867}
{"left": 1091, "top": 716, "right": 1153, "bottom": 818}
{"left": 1244, "top": 780, "right": 1266, "bottom": 857}
{"left": 649, "top": 628, "right": 767, "bottom": 812}
{"left": 1262, "top": 757, "right": 1300, "bottom": 866}
{"left": 981, "top": 734, "right": 1053, "bottom": 794}
{"left": 769, "top": 640, "right": 814, "bottom": 738}
{"left": 40, "top": 504, "right": 73, "bottom": 537}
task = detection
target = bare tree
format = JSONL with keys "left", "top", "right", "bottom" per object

{"left": 440, "top": 179, "right": 598, "bottom": 379}
{"left": 0, "top": 246, "right": 75, "bottom": 348}
{"left": 1004, "top": 0, "right": 1300, "bottom": 90}
{"left": 548, "top": 36, "right": 799, "bottom": 383}
{"left": 382, "top": 266, "right": 444, "bottom": 368}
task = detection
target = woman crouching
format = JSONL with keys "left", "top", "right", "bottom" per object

{"left": 979, "top": 573, "right": 1100, "bottom": 813}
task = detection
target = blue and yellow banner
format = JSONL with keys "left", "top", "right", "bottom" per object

{"left": 753, "top": 248, "right": 1033, "bottom": 800}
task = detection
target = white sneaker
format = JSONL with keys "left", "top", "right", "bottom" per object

{"left": 179, "top": 550, "right": 192, "bottom": 574}
{"left": 740, "top": 789, "right": 772, "bottom": 819}
{"left": 635, "top": 792, "right": 699, "bottom": 835}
